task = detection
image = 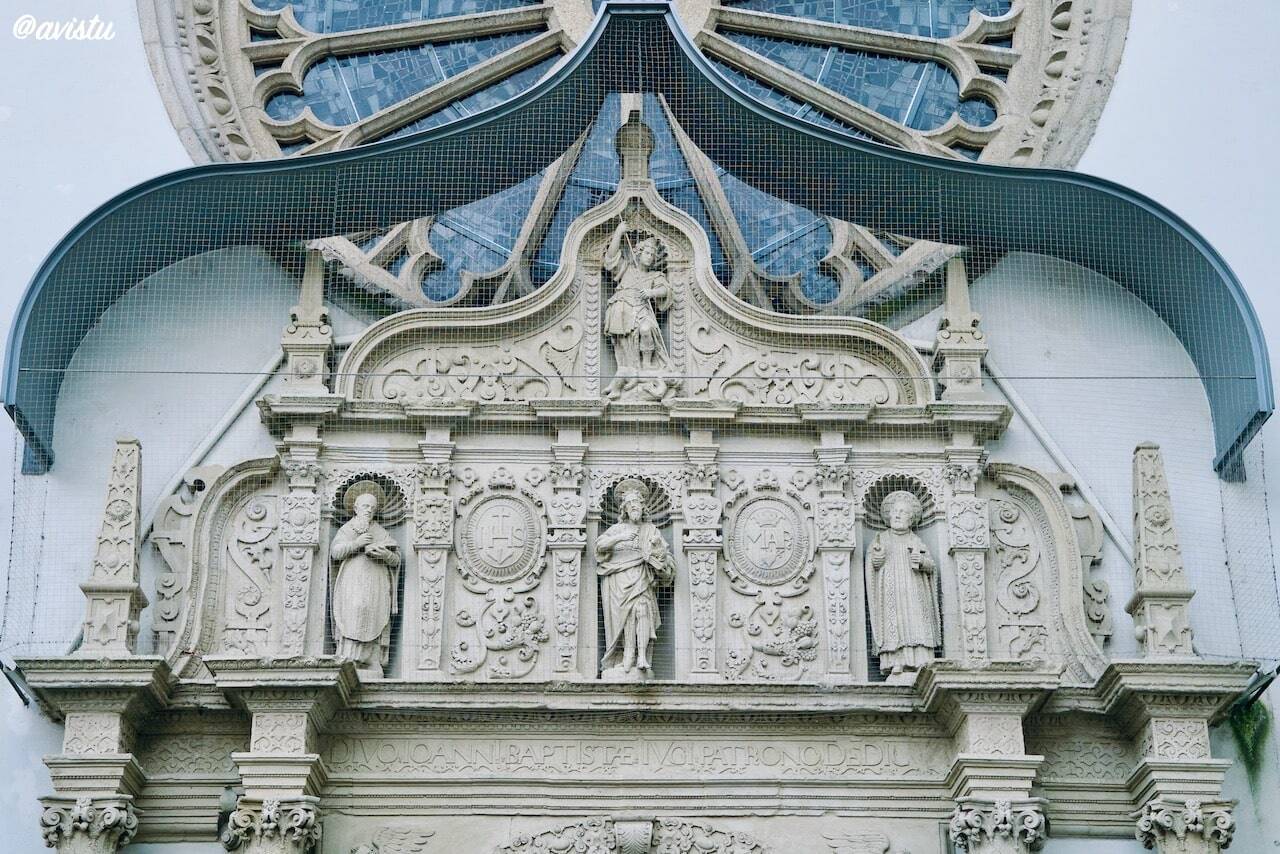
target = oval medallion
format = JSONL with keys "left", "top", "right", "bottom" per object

{"left": 727, "top": 496, "right": 808, "bottom": 586}
{"left": 460, "top": 494, "right": 542, "bottom": 585}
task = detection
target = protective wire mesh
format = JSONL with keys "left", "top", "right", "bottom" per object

{"left": 1, "top": 8, "right": 1276, "bottom": 684}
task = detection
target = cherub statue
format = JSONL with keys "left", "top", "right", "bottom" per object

{"left": 602, "top": 214, "right": 675, "bottom": 400}
{"left": 865, "top": 491, "right": 939, "bottom": 682}
{"left": 331, "top": 481, "right": 401, "bottom": 677}
{"left": 595, "top": 478, "right": 675, "bottom": 679}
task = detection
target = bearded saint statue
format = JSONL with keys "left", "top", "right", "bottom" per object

{"left": 595, "top": 478, "right": 675, "bottom": 679}
{"left": 865, "top": 490, "right": 939, "bottom": 682}
{"left": 331, "top": 481, "right": 401, "bottom": 677}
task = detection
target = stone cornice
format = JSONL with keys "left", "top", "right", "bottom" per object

{"left": 1094, "top": 660, "right": 1256, "bottom": 731}
{"left": 14, "top": 657, "right": 173, "bottom": 721}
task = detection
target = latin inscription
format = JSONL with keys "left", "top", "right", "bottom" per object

{"left": 325, "top": 735, "right": 947, "bottom": 779}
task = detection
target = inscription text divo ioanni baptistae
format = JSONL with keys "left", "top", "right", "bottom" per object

{"left": 326, "top": 736, "right": 948, "bottom": 777}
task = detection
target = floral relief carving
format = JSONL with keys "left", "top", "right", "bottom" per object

{"left": 62, "top": 713, "right": 121, "bottom": 755}
{"left": 990, "top": 500, "right": 1048, "bottom": 662}
{"left": 496, "top": 819, "right": 771, "bottom": 854}
{"left": 947, "top": 497, "right": 989, "bottom": 550}
{"left": 251, "top": 712, "right": 308, "bottom": 755}
{"left": 222, "top": 798, "right": 321, "bottom": 850}
{"left": 351, "top": 827, "right": 436, "bottom": 854}
{"left": 223, "top": 495, "right": 278, "bottom": 655}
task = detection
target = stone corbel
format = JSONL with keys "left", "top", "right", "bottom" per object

{"left": 206, "top": 658, "right": 356, "bottom": 853}
{"left": 14, "top": 658, "right": 172, "bottom": 853}
{"left": 414, "top": 437, "right": 455, "bottom": 672}
{"left": 814, "top": 442, "right": 854, "bottom": 676}
{"left": 549, "top": 435, "right": 588, "bottom": 674}
{"left": 683, "top": 432, "right": 721, "bottom": 677}
{"left": 281, "top": 249, "right": 333, "bottom": 393}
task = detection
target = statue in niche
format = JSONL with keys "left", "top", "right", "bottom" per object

{"left": 596, "top": 479, "right": 676, "bottom": 679}
{"left": 602, "top": 214, "right": 677, "bottom": 401}
{"left": 865, "top": 491, "right": 939, "bottom": 682}
{"left": 331, "top": 481, "right": 401, "bottom": 677}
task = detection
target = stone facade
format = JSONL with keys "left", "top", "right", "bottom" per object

{"left": 14, "top": 112, "right": 1252, "bottom": 854}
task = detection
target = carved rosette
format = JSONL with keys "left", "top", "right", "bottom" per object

{"left": 1133, "top": 798, "right": 1234, "bottom": 854}
{"left": 948, "top": 798, "right": 1047, "bottom": 853}
{"left": 414, "top": 458, "right": 454, "bottom": 672}
{"left": 1128, "top": 443, "right": 1196, "bottom": 658}
{"left": 40, "top": 797, "right": 139, "bottom": 853}
{"left": 548, "top": 451, "right": 587, "bottom": 673}
{"left": 221, "top": 798, "right": 321, "bottom": 853}
{"left": 80, "top": 439, "right": 147, "bottom": 655}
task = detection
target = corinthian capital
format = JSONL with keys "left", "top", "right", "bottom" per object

{"left": 948, "top": 798, "right": 1047, "bottom": 852}
{"left": 40, "top": 797, "right": 138, "bottom": 853}
{"left": 1133, "top": 798, "right": 1234, "bottom": 853}
{"left": 221, "top": 798, "right": 321, "bottom": 853}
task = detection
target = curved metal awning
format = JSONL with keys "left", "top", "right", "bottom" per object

{"left": 3, "top": 1, "right": 1271, "bottom": 477}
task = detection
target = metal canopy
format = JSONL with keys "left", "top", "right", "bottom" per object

{"left": 2, "top": 1, "right": 1271, "bottom": 477}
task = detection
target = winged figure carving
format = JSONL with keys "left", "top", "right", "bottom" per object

{"left": 350, "top": 826, "right": 435, "bottom": 854}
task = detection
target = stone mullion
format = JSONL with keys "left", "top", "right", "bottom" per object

{"left": 414, "top": 441, "right": 455, "bottom": 673}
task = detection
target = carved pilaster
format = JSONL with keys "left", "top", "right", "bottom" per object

{"left": 949, "top": 797, "right": 1048, "bottom": 853}
{"left": 946, "top": 450, "right": 990, "bottom": 666}
{"left": 40, "top": 796, "right": 140, "bottom": 854}
{"left": 278, "top": 455, "right": 321, "bottom": 657}
{"left": 934, "top": 257, "right": 987, "bottom": 402}
{"left": 549, "top": 438, "right": 588, "bottom": 673}
{"left": 684, "top": 436, "right": 721, "bottom": 676}
{"left": 415, "top": 442, "right": 454, "bottom": 672}
{"left": 814, "top": 449, "right": 853, "bottom": 675}
{"left": 1133, "top": 798, "right": 1234, "bottom": 854}
{"left": 1127, "top": 443, "right": 1196, "bottom": 657}
{"left": 79, "top": 439, "right": 147, "bottom": 656}
{"left": 281, "top": 249, "right": 332, "bottom": 393}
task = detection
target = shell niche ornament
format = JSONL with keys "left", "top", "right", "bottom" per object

{"left": 343, "top": 480, "right": 387, "bottom": 515}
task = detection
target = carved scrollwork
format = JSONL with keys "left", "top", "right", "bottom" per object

{"left": 223, "top": 495, "right": 278, "bottom": 655}
{"left": 990, "top": 500, "right": 1048, "bottom": 662}
{"left": 450, "top": 589, "right": 549, "bottom": 679}
{"left": 40, "top": 797, "right": 139, "bottom": 849}
{"left": 1133, "top": 798, "right": 1234, "bottom": 852}
{"left": 496, "top": 818, "right": 772, "bottom": 853}
{"left": 948, "top": 799, "right": 1046, "bottom": 852}
{"left": 221, "top": 798, "right": 321, "bottom": 850}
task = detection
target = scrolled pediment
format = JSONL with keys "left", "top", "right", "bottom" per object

{"left": 333, "top": 117, "right": 933, "bottom": 422}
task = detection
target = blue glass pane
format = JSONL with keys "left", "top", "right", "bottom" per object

{"left": 725, "top": 33, "right": 975, "bottom": 132}
{"left": 384, "top": 55, "right": 559, "bottom": 140}
{"left": 252, "top": 0, "right": 538, "bottom": 34}
{"left": 264, "top": 31, "right": 540, "bottom": 125}
{"left": 721, "top": 0, "right": 1010, "bottom": 38}
{"left": 720, "top": 171, "right": 837, "bottom": 302}
{"left": 712, "top": 61, "right": 871, "bottom": 139}
{"left": 420, "top": 173, "right": 542, "bottom": 301}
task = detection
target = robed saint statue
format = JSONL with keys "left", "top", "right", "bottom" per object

{"left": 331, "top": 481, "right": 401, "bottom": 676}
{"left": 595, "top": 478, "right": 675, "bottom": 679}
{"left": 865, "top": 490, "right": 939, "bottom": 682}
